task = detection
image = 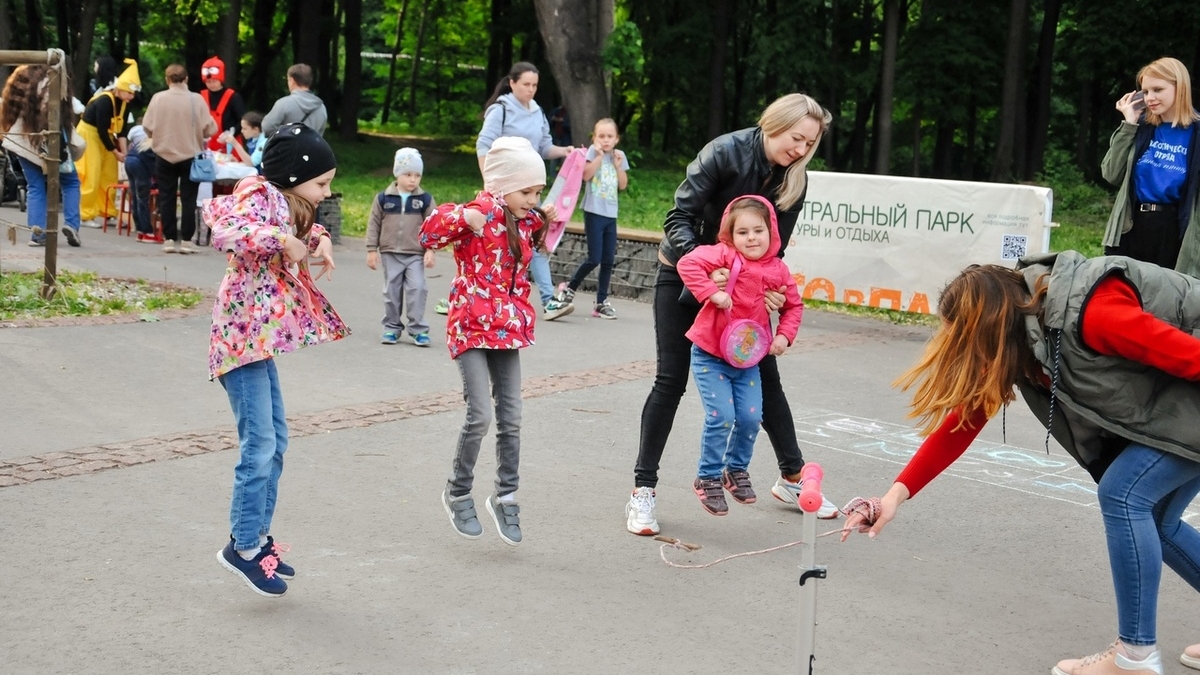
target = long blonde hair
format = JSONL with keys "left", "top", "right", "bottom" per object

{"left": 758, "top": 93, "right": 831, "bottom": 211}
{"left": 1137, "top": 57, "right": 1200, "bottom": 128}
{"left": 895, "top": 265, "right": 1045, "bottom": 434}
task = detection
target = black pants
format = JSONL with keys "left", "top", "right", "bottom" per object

{"left": 1105, "top": 207, "right": 1181, "bottom": 269}
{"left": 155, "top": 156, "right": 198, "bottom": 242}
{"left": 634, "top": 264, "right": 806, "bottom": 488}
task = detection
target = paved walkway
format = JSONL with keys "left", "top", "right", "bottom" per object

{"left": 2, "top": 206, "right": 1198, "bottom": 674}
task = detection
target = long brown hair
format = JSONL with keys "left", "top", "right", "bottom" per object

{"left": 0, "top": 65, "right": 74, "bottom": 133}
{"left": 281, "top": 191, "right": 316, "bottom": 240}
{"left": 894, "top": 264, "right": 1045, "bottom": 434}
{"left": 483, "top": 62, "right": 538, "bottom": 112}
{"left": 500, "top": 205, "right": 547, "bottom": 260}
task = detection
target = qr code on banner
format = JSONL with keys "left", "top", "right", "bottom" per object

{"left": 1000, "top": 234, "right": 1029, "bottom": 260}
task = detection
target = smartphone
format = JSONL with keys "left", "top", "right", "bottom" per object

{"left": 1130, "top": 91, "right": 1147, "bottom": 112}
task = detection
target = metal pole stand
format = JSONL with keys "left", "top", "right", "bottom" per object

{"left": 796, "top": 463, "right": 827, "bottom": 675}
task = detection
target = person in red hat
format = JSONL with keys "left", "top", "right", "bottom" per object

{"left": 199, "top": 56, "right": 245, "bottom": 152}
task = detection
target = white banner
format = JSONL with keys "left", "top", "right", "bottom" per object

{"left": 782, "top": 172, "right": 1054, "bottom": 314}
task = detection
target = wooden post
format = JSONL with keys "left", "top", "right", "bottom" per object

{"left": 42, "top": 54, "right": 62, "bottom": 300}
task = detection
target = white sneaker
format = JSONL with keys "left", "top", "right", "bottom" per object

{"left": 177, "top": 242, "right": 196, "bottom": 255}
{"left": 626, "top": 487, "right": 660, "bottom": 535}
{"left": 81, "top": 219, "right": 102, "bottom": 229}
{"left": 771, "top": 476, "right": 840, "bottom": 519}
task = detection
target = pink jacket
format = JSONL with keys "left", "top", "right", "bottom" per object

{"left": 677, "top": 195, "right": 803, "bottom": 359}
{"left": 205, "top": 176, "right": 350, "bottom": 379}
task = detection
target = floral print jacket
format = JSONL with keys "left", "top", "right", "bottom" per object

{"left": 205, "top": 176, "right": 350, "bottom": 379}
{"left": 419, "top": 191, "right": 542, "bottom": 359}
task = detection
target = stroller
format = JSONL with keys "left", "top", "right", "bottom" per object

{"left": 1, "top": 149, "right": 28, "bottom": 212}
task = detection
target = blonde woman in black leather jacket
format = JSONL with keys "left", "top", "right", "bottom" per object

{"left": 625, "top": 93, "right": 838, "bottom": 536}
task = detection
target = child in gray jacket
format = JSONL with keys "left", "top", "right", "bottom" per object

{"left": 366, "top": 148, "right": 437, "bottom": 346}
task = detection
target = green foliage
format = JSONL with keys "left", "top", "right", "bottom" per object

{"left": 0, "top": 270, "right": 202, "bottom": 320}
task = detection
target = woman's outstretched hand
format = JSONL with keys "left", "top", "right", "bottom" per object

{"left": 840, "top": 482, "right": 910, "bottom": 542}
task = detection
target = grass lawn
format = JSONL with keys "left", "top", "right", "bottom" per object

{"left": 0, "top": 271, "right": 203, "bottom": 321}
{"left": 326, "top": 133, "right": 1111, "bottom": 258}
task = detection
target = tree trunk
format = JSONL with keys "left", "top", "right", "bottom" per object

{"left": 910, "top": 102, "right": 922, "bottom": 176}
{"left": 990, "top": 0, "right": 1028, "bottom": 182}
{"left": 340, "top": 0, "right": 362, "bottom": 139}
{"left": 23, "top": 0, "right": 44, "bottom": 49}
{"left": 933, "top": 120, "right": 955, "bottom": 177}
{"left": 246, "top": 0, "right": 292, "bottom": 109}
{"left": 214, "top": 0, "right": 243, "bottom": 86}
{"left": 0, "top": 0, "right": 9, "bottom": 85}
{"left": 1023, "top": 0, "right": 1061, "bottom": 180}
{"left": 407, "top": 0, "right": 432, "bottom": 117}
{"left": 872, "top": 0, "right": 900, "bottom": 174}
{"left": 294, "top": 0, "right": 323, "bottom": 72}
{"left": 381, "top": 0, "right": 411, "bottom": 125}
{"left": 706, "top": 0, "right": 731, "bottom": 139}
{"left": 487, "top": 0, "right": 513, "bottom": 96}
{"left": 72, "top": 0, "right": 102, "bottom": 100}
{"left": 533, "top": 0, "right": 615, "bottom": 146}
{"left": 823, "top": 0, "right": 839, "bottom": 168}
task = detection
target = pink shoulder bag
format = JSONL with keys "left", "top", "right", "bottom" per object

{"left": 718, "top": 255, "right": 771, "bottom": 369}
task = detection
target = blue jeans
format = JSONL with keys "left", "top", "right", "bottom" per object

{"left": 1098, "top": 442, "right": 1200, "bottom": 645}
{"left": 219, "top": 359, "right": 288, "bottom": 552}
{"left": 691, "top": 345, "right": 763, "bottom": 479}
{"left": 17, "top": 155, "right": 81, "bottom": 242}
{"left": 530, "top": 249, "right": 555, "bottom": 307}
{"left": 568, "top": 211, "right": 617, "bottom": 303}
{"left": 124, "top": 152, "right": 155, "bottom": 236}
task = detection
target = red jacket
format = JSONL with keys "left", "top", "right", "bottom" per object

{"left": 677, "top": 194, "right": 804, "bottom": 360}
{"left": 419, "top": 191, "right": 542, "bottom": 359}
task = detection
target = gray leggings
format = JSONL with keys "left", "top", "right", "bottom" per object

{"left": 446, "top": 348, "right": 522, "bottom": 498}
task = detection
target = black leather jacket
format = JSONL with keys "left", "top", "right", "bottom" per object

{"left": 659, "top": 126, "right": 806, "bottom": 266}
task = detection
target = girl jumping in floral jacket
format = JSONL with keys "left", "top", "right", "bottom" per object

{"left": 420, "top": 136, "right": 557, "bottom": 547}
{"left": 205, "top": 123, "right": 348, "bottom": 598}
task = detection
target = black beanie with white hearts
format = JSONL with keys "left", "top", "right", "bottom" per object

{"left": 260, "top": 123, "right": 338, "bottom": 189}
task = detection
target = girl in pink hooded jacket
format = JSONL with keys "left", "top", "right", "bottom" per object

{"left": 676, "top": 195, "right": 804, "bottom": 516}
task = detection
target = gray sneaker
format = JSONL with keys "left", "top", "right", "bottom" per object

{"left": 543, "top": 298, "right": 574, "bottom": 321}
{"left": 442, "top": 489, "right": 483, "bottom": 539}
{"left": 485, "top": 494, "right": 522, "bottom": 546}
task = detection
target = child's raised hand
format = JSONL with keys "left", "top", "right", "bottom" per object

{"left": 283, "top": 234, "right": 308, "bottom": 263}
{"left": 769, "top": 334, "right": 789, "bottom": 356}
{"left": 310, "top": 235, "right": 336, "bottom": 281}
{"left": 423, "top": 249, "right": 435, "bottom": 269}
{"left": 540, "top": 203, "right": 559, "bottom": 222}
{"left": 614, "top": 149, "right": 626, "bottom": 164}
{"left": 463, "top": 208, "right": 487, "bottom": 233}
{"left": 709, "top": 290, "right": 732, "bottom": 309}
{"left": 366, "top": 250, "right": 379, "bottom": 270}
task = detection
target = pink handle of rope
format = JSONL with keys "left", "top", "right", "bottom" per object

{"left": 798, "top": 463, "right": 824, "bottom": 513}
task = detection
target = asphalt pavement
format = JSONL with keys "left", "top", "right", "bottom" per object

{"left": 1, "top": 204, "right": 1198, "bottom": 674}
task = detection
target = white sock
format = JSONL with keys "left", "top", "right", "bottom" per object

{"left": 497, "top": 493, "right": 516, "bottom": 503}
{"left": 237, "top": 546, "right": 261, "bottom": 561}
{"left": 259, "top": 534, "right": 268, "bottom": 548}
{"left": 1118, "top": 641, "right": 1158, "bottom": 661}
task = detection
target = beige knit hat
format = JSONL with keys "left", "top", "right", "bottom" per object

{"left": 483, "top": 137, "right": 546, "bottom": 198}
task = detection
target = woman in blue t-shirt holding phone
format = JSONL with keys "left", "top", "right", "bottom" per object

{"left": 1102, "top": 56, "right": 1200, "bottom": 273}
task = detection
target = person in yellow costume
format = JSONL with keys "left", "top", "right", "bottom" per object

{"left": 76, "top": 58, "right": 139, "bottom": 227}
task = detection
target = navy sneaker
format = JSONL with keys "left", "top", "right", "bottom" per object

{"left": 264, "top": 536, "right": 295, "bottom": 580}
{"left": 217, "top": 538, "right": 288, "bottom": 597}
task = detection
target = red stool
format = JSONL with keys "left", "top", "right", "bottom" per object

{"left": 103, "top": 182, "right": 131, "bottom": 235}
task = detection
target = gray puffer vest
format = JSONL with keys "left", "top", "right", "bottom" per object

{"left": 1016, "top": 250, "right": 1200, "bottom": 481}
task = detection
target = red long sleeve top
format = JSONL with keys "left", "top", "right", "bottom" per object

{"left": 896, "top": 274, "right": 1200, "bottom": 496}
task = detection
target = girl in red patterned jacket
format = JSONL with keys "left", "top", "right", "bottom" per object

{"left": 419, "top": 136, "right": 558, "bottom": 547}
